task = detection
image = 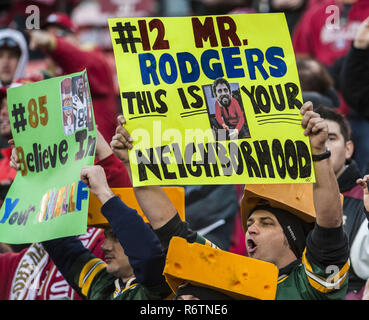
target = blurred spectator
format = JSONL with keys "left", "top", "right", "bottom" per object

{"left": 27, "top": 12, "right": 119, "bottom": 144}
{"left": 293, "top": 1, "right": 369, "bottom": 174}
{"left": 340, "top": 15, "right": 369, "bottom": 290}
{"left": 340, "top": 16, "right": 369, "bottom": 117}
{"left": 0, "top": 29, "right": 29, "bottom": 148}
{"left": 190, "top": 0, "right": 251, "bottom": 15}
{"left": 228, "top": 6, "right": 257, "bottom": 14}
{"left": 0, "top": 29, "right": 28, "bottom": 88}
{"left": 251, "top": 0, "right": 308, "bottom": 32}
{"left": 316, "top": 105, "right": 368, "bottom": 299}
{"left": 71, "top": 0, "right": 159, "bottom": 51}
{"left": 97, "top": 0, "right": 158, "bottom": 18}
{"left": 297, "top": 57, "right": 340, "bottom": 108}
{"left": 293, "top": 0, "right": 369, "bottom": 68}
{"left": 340, "top": 16, "right": 369, "bottom": 173}
{"left": 0, "top": 1, "right": 81, "bottom": 29}
{"left": 0, "top": 86, "right": 19, "bottom": 205}
{"left": 351, "top": 174, "right": 369, "bottom": 300}
{"left": 0, "top": 228, "right": 105, "bottom": 300}
{"left": 161, "top": 0, "right": 191, "bottom": 16}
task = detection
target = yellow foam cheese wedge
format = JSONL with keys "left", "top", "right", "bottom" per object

{"left": 88, "top": 187, "right": 185, "bottom": 227}
{"left": 164, "top": 236, "right": 278, "bottom": 300}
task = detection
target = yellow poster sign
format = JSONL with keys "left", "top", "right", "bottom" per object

{"left": 108, "top": 13, "right": 315, "bottom": 186}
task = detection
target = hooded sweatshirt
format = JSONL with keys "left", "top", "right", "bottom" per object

{"left": 0, "top": 29, "right": 29, "bottom": 88}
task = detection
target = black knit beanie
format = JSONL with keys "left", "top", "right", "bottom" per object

{"left": 174, "top": 283, "right": 234, "bottom": 300}
{"left": 250, "top": 205, "right": 314, "bottom": 258}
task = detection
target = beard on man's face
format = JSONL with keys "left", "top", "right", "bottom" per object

{"left": 218, "top": 94, "right": 231, "bottom": 107}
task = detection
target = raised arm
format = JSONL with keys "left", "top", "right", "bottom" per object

{"left": 29, "top": 30, "right": 111, "bottom": 96}
{"left": 110, "top": 116, "right": 177, "bottom": 230}
{"left": 95, "top": 129, "right": 132, "bottom": 188}
{"left": 10, "top": 136, "right": 164, "bottom": 288}
{"left": 82, "top": 165, "right": 167, "bottom": 288}
{"left": 301, "top": 101, "right": 342, "bottom": 227}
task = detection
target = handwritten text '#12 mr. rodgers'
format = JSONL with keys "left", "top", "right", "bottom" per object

{"left": 137, "top": 16, "right": 288, "bottom": 86}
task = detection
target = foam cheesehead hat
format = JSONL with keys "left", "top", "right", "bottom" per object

{"left": 163, "top": 236, "right": 279, "bottom": 300}
{"left": 241, "top": 183, "right": 317, "bottom": 258}
{"left": 88, "top": 187, "right": 185, "bottom": 228}
{"left": 241, "top": 183, "right": 317, "bottom": 228}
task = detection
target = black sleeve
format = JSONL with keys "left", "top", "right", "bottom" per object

{"left": 340, "top": 45, "right": 369, "bottom": 119}
{"left": 154, "top": 213, "right": 198, "bottom": 250}
{"left": 364, "top": 206, "right": 369, "bottom": 225}
{"left": 101, "top": 196, "right": 166, "bottom": 287}
{"left": 305, "top": 223, "right": 349, "bottom": 270}
{"left": 327, "top": 56, "right": 345, "bottom": 91}
{"left": 42, "top": 236, "right": 89, "bottom": 278}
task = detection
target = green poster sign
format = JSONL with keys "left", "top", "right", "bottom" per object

{"left": 0, "top": 70, "right": 96, "bottom": 244}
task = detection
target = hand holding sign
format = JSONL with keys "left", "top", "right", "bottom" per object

{"left": 111, "top": 115, "right": 133, "bottom": 163}
{"left": 300, "top": 101, "right": 328, "bottom": 154}
{"left": 9, "top": 139, "right": 20, "bottom": 171}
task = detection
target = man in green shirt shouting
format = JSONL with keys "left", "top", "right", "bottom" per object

{"left": 111, "top": 101, "right": 350, "bottom": 299}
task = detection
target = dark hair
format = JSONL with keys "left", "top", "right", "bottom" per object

{"left": 315, "top": 105, "right": 352, "bottom": 142}
{"left": 212, "top": 77, "right": 230, "bottom": 96}
{"left": 296, "top": 57, "right": 334, "bottom": 94}
{"left": 0, "top": 38, "right": 21, "bottom": 58}
{"left": 174, "top": 283, "right": 234, "bottom": 300}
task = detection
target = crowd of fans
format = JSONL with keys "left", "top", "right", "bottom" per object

{"left": 1, "top": 0, "right": 369, "bottom": 301}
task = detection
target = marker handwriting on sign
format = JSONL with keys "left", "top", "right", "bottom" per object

{"left": 0, "top": 181, "right": 89, "bottom": 226}
{"left": 241, "top": 82, "right": 302, "bottom": 114}
{"left": 0, "top": 198, "right": 19, "bottom": 223}
{"left": 192, "top": 16, "right": 247, "bottom": 48}
{"left": 0, "top": 198, "right": 34, "bottom": 226}
{"left": 37, "top": 180, "right": 88, "bottom": 223}
{"left": 121, "top": 86, "right": 205, "bottom": 118}
{"left": 27, "top": 95, "right": 48, "bottom": 128}
{"left": 15, "top": 128, "right": 96, "bottom": 177}
{"left": 138, "top": 46, "right": 287, "bottom": 86}
{"left": 138, "top": 19, "right": 170, "bottom": 51}
{"left": 16, "top": 140, "right": 68, "bottom": 177}
{"left": 74, "top": 129, "right": 96, "bottom": 161}
{"left": 135, "top": 16, "right": 246, "bottom": 52}
{"left": 135, "top": 139, "right": 312, "bottom": 182}
{"left": 122, "top": 90, "right": 168, "bottom": 119}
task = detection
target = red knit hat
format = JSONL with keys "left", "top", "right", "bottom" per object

{"left": 42, "top": 12, "right": 78, "bottom": 33}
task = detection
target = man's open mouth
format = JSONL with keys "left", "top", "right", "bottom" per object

{"left": 104, "top": 255, "right": 114, "bottom": 263}
{"left": 247, "top": 239, "right": 257, "bottom": 254}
